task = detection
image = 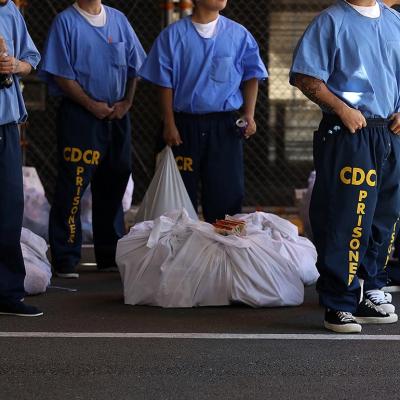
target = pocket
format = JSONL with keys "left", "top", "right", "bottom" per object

{"left": 210, "top": 56, "right": 232, "bottom": 83}
{"left": 109, "top": 42, "right": 127, "bottom": 67}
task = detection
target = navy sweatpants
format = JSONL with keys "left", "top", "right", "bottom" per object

{"left": 170, "top": 112, "right": 244, "bottom": 223}
{"left": 0, "top": 123, "right": 25, "bottom": 302}
{"left": 49, "top": 100, "right": 132, "bottom": 271}
{"left": 311, "top": 114, "right": 400, "bottom": 312}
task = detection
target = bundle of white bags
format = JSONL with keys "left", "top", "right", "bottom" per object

{"left": 116, "top": 209, "right": 319, "bottom": 308}
{"left": 21, "top": 228, "right": 52, "bottom": 295}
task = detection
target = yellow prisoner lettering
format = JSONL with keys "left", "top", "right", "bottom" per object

{"left": 352, "top": 226, "right": 362, "bottom": 238}
{"left": 350, "top": 238, "right": 360, "bottom": 251}
{"left": 349, "top": 251, "right": 359, "bottom": 262}
{"left": 356, "top": 203, "right": 366, "bottom": 215}
{"left": 349, "top": 262, "right": 358, "bottom": 275}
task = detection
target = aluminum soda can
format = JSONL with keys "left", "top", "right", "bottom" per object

{"left": 236, "top": 118, "right": 248, "bottom": 137}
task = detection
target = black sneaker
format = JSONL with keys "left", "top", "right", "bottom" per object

{"left": 324, "top": 309, "right": 362, "bottom": 333}
{"left": 55, "top": 265, "right": 79, "bottom": 279}
{"left": 0, "top": 301, "right": 43, "bottom": 317}
{"left": 382, "top": 278, "right": 400, "bottom": 293}
{"left": 354, "top": 299, "right": 398, "bottom": 324}
{"left": 365, "top": 289, "right": 395, "bottom": 314}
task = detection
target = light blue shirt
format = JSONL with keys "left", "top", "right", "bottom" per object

{"left": 290, "top": 0, "right": 400, "bottom": 118}
{"left": 0, "top": 0, "right": 40, "bottom": 125}
{"left": 139, "top": 16, "right": 268, "bottom": 114}
{"left": 39, "top": 6, "right": 146, "bottom": 105}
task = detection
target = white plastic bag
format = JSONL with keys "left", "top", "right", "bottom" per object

{"left": 116, "top": 210, "right": 318, "bottom": 308}
{"left": 135, "top": 147, "right": 198, "bottom": 223}
{"left": 21, "top": 228, "right": 52, "bottom": 295}
{"left": 22, "top": 167, "right": 50, "bottom": 241}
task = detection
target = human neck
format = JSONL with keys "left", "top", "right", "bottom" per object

{"left": 383, "top": 0, "right": 400, "bottom": 5}
{"left": 192, "top": 8, "right": 219, "bottom": 24}
{"left": 76, "top": 0, "right": 102, "bottom": 15}
{"left": 347, "top": 0, "right": 376, "bottom": 6}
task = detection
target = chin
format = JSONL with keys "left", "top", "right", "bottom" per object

{"left": 213, "top": 0, "right": 228, "bottom": 11}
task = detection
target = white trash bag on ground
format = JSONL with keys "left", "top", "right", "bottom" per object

{"left": 116, "top": 209, "right": 318, "bottom": 308}
{"left": 135, "top": 147, "right": 198, "bottom": 223}
{"left": 21, "top": 228, "right": 52, "bottom": 295}
{"left": 22, "top": 167, "right": 51, "bottom": 241}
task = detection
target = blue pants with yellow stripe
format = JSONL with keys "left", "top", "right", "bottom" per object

{"left": 311, "top": 114, "right": 400, "bottom": 312}
{"left": 0, "top": 123, "right": 25, "bottom": 302}
{"left": 49, "top": 100, "right": 132, "bottom": 272}
{"left": 169, "top": 111, "right": 244, "bottom": 223}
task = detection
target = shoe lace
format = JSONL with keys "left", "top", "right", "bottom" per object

{"left": 366, "top": 290, "right": 388, "bottom": 305}
{"left": 364, "top": 298, "right": 386, "bottom": 315}
{"left": 337, "top": 311, "right": 355, "bottom": 322}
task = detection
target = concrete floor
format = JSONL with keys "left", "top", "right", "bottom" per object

{"left": 1, "top": 249, "right": 400, "bottom": 400}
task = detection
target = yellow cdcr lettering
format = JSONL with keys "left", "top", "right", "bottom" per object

{"left": 340, "top": 167, "right": 377, "bottom": 187}
{"left": 340, "top": 167, "right": 352, "bottom": 185}
{"left": 366, "top": 170, "right": 377, "bottom": 187}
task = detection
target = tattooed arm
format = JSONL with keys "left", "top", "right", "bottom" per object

{"left": 293, "top": 73, "right": 366, "bottom": 134}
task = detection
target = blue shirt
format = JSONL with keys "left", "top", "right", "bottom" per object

{"left": 39, "top": 6, "right": 146, "bottom": 104}
{"left": 139, "top": 16, "right": 268, "bottom": 114}
{"left": 290, "top": 0, "right": 400, "bottom": 118}
{"left": 0, "top": 0, "right": 40, "bottom": 125}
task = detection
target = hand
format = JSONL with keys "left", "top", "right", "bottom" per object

{"left": 337, "top": 106, "right": 367, "bottom": 134}
{"left": 390, "top": 113, "right": 400, "bottom": 135}
{"left": 242, "top": 115, "right": 257, "bottom": 139}
{"left": 163, "top": 122, "right": 182, "bottom": 146}
{"left": 0, "top": 55, "right": 19, "bottom": 75}
{"left": 87, "top": 101, "right": 115, "bottom": 120}
{"left": 108, "top": 100, "right": 132, "bottom": 120}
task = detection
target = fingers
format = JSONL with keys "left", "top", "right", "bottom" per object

{"left": 244, "top": 120, "right": 256, "bottom": 139}
{"left": 165, "top": 135, "right": 182, "bottom": 147}
{"left": 391, "top": 119, "right": 400, "bottom": 135}
{"left": 361, "top": 116, "right": 367, "bottom": 128}
{"left": 0, "top": 58, "right": 14, "bottom": 74}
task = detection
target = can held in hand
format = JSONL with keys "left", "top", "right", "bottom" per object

{"left": 236, "top": 118, "right": 248, "bottom": 137}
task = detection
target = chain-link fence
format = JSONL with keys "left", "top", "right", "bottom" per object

{"left": 21, "top": 0, "right": 335, "bottom": 208}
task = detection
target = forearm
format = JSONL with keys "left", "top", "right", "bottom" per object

{"left": 293, "top": 73, "right": 350, "bottom": 116}
{"left": 54, "top": 76, "right": 94, "bottom": 110}
{"left": 124, "top": 77, "right": 138, "bottom": 106}
{"left": 158, "top": 86, "right": 175, "bottom": 126}
{"left": 242, "top": 78, "right": 259, "bottom": 117}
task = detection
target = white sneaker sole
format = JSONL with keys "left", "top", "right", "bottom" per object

{"left": 354, "top": 313, "right": 398, "bottom": 324}
{"left": 382, "top": 286, "right": 400, "bottom": 293}
{"left": 324, "top": 321, "right": 362, "bottom": 333}
{"left": 55, "top": 272, "right": 79, "bottom": 279}
{"left": 0, "top": 311, "right": 44, "bottom": 317}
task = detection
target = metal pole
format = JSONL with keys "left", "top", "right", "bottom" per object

{"left": 161, "top": 0, "right": 175, "bottom": 27}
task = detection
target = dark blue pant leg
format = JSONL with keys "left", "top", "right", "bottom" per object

{"left": 0, "top": 123, "right": 25, "bottom": 302}
{"left": 49, "top": 101, "right": 108, "bottom": 271}
{"left": 172, "top": 113, "right": 202, "bottom": 213}
{"left": 201, "top": 113, "right": 244, "bottom": 223}
{"left": 363, "top": 132, "right": 400, "bottom": 290}
{"left": 91, "top": 116, "right": 132, "bottom": 269}
{"left": 311, "top": 118, "right": 388, "bottom": 312}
